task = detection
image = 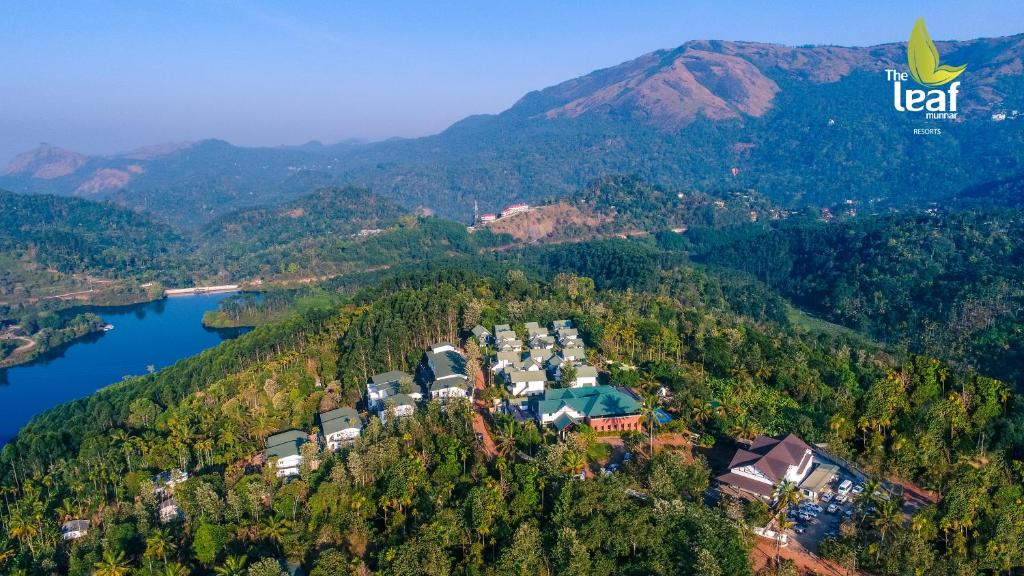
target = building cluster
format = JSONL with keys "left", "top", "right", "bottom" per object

{"left": 475, "top": 319, "right": 640, "bottom": 433}
{"left": 264, "top": 341, "right": 472, "bottom": 477}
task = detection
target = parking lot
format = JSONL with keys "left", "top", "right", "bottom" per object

{"left": 784, "top": 461, "right": 865, "bottom": 554}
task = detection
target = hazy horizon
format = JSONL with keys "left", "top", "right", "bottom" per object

{"left": 2, "top": 0, "right": 1023, "bottom": 162}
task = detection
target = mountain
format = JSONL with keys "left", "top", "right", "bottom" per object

{"left": 3, "top": 34, "right": 1023, "bottom": 225}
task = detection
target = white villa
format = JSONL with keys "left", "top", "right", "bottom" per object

{"left": 265, "top": 429, "right": 308, "bottom": 478}
{"left": 716, "top": 433, "right": 814, "bottom": 499}
{"left": 320, "top": 406, "right": 364, "bottom": 450}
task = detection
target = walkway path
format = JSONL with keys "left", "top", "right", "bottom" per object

{"left": 471, "top": 366, "right": 498, "bottom": 458}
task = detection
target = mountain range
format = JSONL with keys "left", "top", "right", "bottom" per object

{"left": 2, "top": 34, "right": 1023, "bottom": 225}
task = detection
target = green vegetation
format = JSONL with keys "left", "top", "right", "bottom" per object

{"left": 687, "top": 209, "right": 1024, "bottom": 386}
{"left": 0, "top": 255, "right": 1020, "bottom": 574}
{"left": 0, "top": 311, "right": 107, "bottom": 368}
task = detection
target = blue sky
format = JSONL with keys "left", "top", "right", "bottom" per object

{"left": 1, "top": 0, "right": 1021, "bottom": 161}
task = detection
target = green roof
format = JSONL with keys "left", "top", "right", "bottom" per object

{"left": 266, "top": 429, "right": 307, "bottom": 459}
{"left": 537, "top": 385, "right": 640, "bottom": 419}
{"left": 371, "top": 370, "right": 412, "bottom": 390}
{"left": 553, "top": 413, "right": 579, "bottom": 431}
{"left": 319, "top": 407, "right": 363, "bottom": 436}
{"left": 426, "top": 349, "right": 468, "bottom": 381}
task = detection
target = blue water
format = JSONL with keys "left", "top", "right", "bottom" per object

{"left": 0, "top": 293, "right": 247, "bottom": 441}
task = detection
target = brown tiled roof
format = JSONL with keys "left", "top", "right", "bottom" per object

{"left": 728, "top": 448, "right": 762, "bottom": 470}
{"left": 730, "top": 433, "right": 812, "bottom": 484}
{"left": 716, "top": 472, "right": 775, "bottom": 498}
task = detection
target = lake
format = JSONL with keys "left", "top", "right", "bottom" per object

{"left": 0, "top": 293, "right": 248, "bottom": 442}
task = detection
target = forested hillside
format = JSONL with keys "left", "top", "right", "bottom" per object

{"left": 0, "top": 258, "right": 1020, "bottom": 574}
{"left": 687, "top": 210, "right": 1024, "bottom": 386}
{"left": 0, "top": 190, "right": 192, "bottom": 320}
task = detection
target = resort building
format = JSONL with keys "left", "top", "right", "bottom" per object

{"left": 367, "top": 370, "right": 419, "bottom": 410}
{"left": 425, "top": 344, "right": 470, "bottom": 400}
{"left": 535, "top": 385, "right": 642, "bottom": 433}
{"left": 319, "top": 407, "right": 364, "bottom": 450}
{"left": 716, "top": 433, "right": 815, "bottom": 499}
{"left": 265, "top": 429, "right": 308, "bottom": 478}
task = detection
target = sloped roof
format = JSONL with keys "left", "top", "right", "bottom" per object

{"left": 371, "top": 370, "right": 412, "bottom": 389}
{"left": 716, "top": 472, "right": 775, "bottom": 498}
{"left": 471, "top": 325, "right": 490, "bottom": 338}
{"left": 383, "top": 393, "right": 416, "bottom": 408}
{"left": 553, "top": 413, "right": 579, "bottom": 431}
{"left": 508, "top": 370, "right": 545, "bottom": 383}
{"left": 527, "top": 348, "right": 554, "bottom": 362}
{"left": 575, "top": 365, "right": 598, "bottom": 378}
{"left": 320, "top": 407, "right": 363, "bottom": 436}
{"left": 494, "top": 323, "right": 511, "bottom": 332}
{"left": 735, "top": 433, "right": 813, "bottom": 483}
{"left": 427, "top": 349, "right": 468, "bottom": 381}
{"left": 562, "top": 347, "right": 586, "bottom": 359}
{"left": 266, "top": 429, "right": 307, "bottom": 459}
{"left": 537, "top": 386, "right": 640, "bottom": 419}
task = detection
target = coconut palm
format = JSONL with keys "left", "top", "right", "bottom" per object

{"left": 262, "top": 516, "right": 292, "bottom": 547}
{"left": 496, "top": 421, "right": 517, "bottom": 458}
{"left": 94, "top": 550, "right": 131, "bottom": 576}
{"left": 562, "top": 449, "right": 586, "bottom": 478}
{"left": 145, "top": 528, "right": 173, "bottom": 565}
{"left": 215, "top": 555, "right": 249, "bottom": 576}
{"left": 871, "top": 499, "right": 903, "bottom": 560}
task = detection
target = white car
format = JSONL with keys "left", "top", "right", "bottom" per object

{"left": 851, "top": 484, "right": 865, "bottom": 495}
{"left": 827, "top": 504, "right": 839, "bottom": 514}
{"left": 835, "top": 493, "right": 849, "bottom": 504}
{"left": 821, "top": 492, "right": 834, "bottom": 503}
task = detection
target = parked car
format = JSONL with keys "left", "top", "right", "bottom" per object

{"left": 835, "top": 493, "right": 849, "bottom": 504}
{"left": 852, "top": 484, "right": 865, "bottom": 495}
{"left": 794, "top": 525, "right": 807, "bottom": 534}
{"left": 827, "top": 504, "right": 839, "bottom": 514}
{"left": 837, "top": 479, "right": 853, "bottom": 495}
{"left": 843, "top": 508, "right": 854, "bottom": 518}
{"left": 799, "top": 512, "right": 815, "bottom": 522}
{"left": 606, "top": 463, "right": 620, "bottom": 472}
{"left": 804, "top": 503, "right": 823, "bottom": 513}
{"left": 821, "top": 492, "right": 834, "bottom": 503}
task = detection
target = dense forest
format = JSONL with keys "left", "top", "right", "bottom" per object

{"left": 686, "top": 210, "right": 1024, "bottom": 385}
{"left": 0, "top": 254, "right": 1020, "bottom": 574}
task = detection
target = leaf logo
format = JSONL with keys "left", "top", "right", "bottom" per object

{"left": 907, "top": 18, "right": 966, "bottom": 87}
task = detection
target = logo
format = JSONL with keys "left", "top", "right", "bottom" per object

{"left": 885, "top": 18, "right": 965, "bottom": 119}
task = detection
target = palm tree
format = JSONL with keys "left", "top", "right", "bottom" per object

{"left": 262, "top": 516, "right": 292, "bottom": 548}
{"left": 7, "top": 509, "right": 39, "bottom": 555}
{"left": 145, "top": 528, "right": 173, "bottom": 566}
{"left": 496, "top": 421, "right": 517, "bottom": 458}
{"left": 639, "top": 393, "right": 660, "bottom": 458}
{"left": 215, "top": 555, "right": 249, "bottom": 576}
{"left": 562, "top": 449, "right": 586, "bottom": 479}
{"left": 94, "top": 550, "right": 131, "bottom": 576}
{"left": 690, "top": 399, "right": 714, "bottom": 428}
{"left": 161, "top": 563, "right": 189, "bottom": 576}
{"left": 871, "top": 499, "right": 903, "bottom": 560}
{"left": 772, "top": 479, "right": 802, "bottom": 538}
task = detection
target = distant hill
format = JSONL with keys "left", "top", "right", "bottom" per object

{"left": 0, "top": 190, "right": 191, "bottom": 315}
{"left": 2, "top": 34, "right": 1023, "bottom": 225}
